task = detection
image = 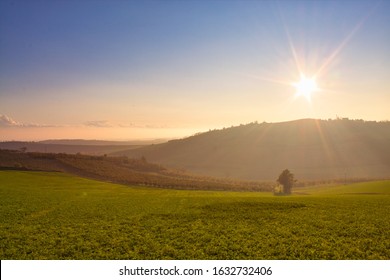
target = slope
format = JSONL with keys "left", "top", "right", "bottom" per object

{"left": 0, "top": 150, "right": 272, "bottom": 191}
{"left": 116, "top": 119, "right": 390, "bottom": 180}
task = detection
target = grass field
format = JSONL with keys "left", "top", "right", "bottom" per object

{"left": 0, "top": 171, "right": 389, "bottom": 259}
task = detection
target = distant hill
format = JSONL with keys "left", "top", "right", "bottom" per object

{"left": 39, "top": 139, "right": 168, "bottom": 146}
{"left": 0, "top": 139, "right": 169, "bottom": 155}
{"left": 0, "top": 141, "right": 142, "bottom": 155}
{"left": 115, "top": 119, "right": 390, "bottom": 180}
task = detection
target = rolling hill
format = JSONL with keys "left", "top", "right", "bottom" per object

{"left": 0, "top": 141, "right": 141, "bottom": 155}
{"left": 114, "top": 119, "right": 390, "bottom": 180}
{"left": 0, "top": 150, "right": 272, "bottom": 191}
{"left": 0, "top": 139, "right": 167, "bottom": 155}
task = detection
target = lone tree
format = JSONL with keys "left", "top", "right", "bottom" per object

{"left": 277, "top": 169, "right": 295, "bottom": 195}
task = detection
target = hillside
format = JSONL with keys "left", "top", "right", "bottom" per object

{"left": 0, "top": 139, "right": 168, "bottom": 155}
{"left": 0, "top": 150, "right": 272, "bottom": 191}
{"left": 115, "top": 119, "right": 390, "bottom": 180}
{"left": 0, "top": 141, "right": 142, "bottom": 155}
{"left": 39, "top": 139, "right": 168, "bottom": 146}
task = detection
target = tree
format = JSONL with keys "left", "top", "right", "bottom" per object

{"left": 277, "top": 169, "right": 295, "bottom": 195}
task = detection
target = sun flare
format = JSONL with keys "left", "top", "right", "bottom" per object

{"left": 293, "top": 75, "right": 318, "bottom": 101}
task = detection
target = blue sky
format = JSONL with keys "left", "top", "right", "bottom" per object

{"left": 0, "top": 0, "right": 389, "bottom": 140}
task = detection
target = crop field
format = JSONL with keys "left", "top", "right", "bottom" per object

{"left": 0, "top": 171, "right": 389, "bottom": 259}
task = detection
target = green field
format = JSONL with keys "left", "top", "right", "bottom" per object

{"left": 0, "top": 171, "right": 389, "bottom": 259}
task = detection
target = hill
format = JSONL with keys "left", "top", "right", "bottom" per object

{"left": 39, "top": 138, "right": 168, "bottom": 146}
{"left": 114, "top": 119, "right": 390, "bottom": 180}
{"left": 0, "top": 139, "right": 168, "bottom": 155}
{"left": 295, "top": 180, "right": 390, "bottom": 195}
{"left": 0, "top": 150, "right": 272, "bottom": 191}
{"left": 0, "top": 141, "right": 142, "bottom": 155}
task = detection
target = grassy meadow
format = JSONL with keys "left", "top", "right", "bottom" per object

{"left": 0, "top": 170, "right": 389, "bottom": 259}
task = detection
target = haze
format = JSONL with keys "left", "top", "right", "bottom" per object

{"left": 1, "top": 0, "right": 389, "bottom": 141}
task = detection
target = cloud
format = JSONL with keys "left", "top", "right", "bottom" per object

{"left": 1, "top": 114, "right": 170, "bottom": 129}
{"left": 83, "top": 120, "right": 114, "bottom": 127}
{"left": 0, "top": 114, "right": 55, "bottom": 127}
{"left": 119, "top": 123, "right": 169, "bottom": 129}
{"left": 85, "top": 120, "right": 169, "bottom": 129}
{"left": 118, "top": 122, "right": 145, "bottom": 128}
{"left": 0, "top": 114, "right": 21, "bottom": 126}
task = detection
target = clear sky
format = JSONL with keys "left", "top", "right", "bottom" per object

{"left": 1, "top": 0, "right": 389, "bottom": 141}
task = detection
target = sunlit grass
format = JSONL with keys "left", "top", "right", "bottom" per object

{"left": 296, "top": 180, "right": 390, "bottom": 195}
{"left": 0, "top": 171, "right": 389, "bottom": 259}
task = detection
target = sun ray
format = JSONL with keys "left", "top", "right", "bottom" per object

{"left": 276, "top": 1, "right": 303, "bottom": 75}
{"left": 225, "top": 1, "right": 380, "bottom": 106}
{"left": 314, "top": 119, "right": 335, "bottom": 166}
{"left": 315, "top": 2, "right": 380, "bottom": 78}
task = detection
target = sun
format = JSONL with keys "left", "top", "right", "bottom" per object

{"left": 293, "top": 75, "right": 318, "bottom": 101}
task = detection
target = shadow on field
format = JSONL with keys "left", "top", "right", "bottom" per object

{"left": 148, "top": 201, "right": 308, "bottom": 224}
{"left": 202, "top": 201, "right": 307, "bottom": 213}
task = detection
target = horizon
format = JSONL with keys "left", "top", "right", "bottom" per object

{"left": 1, "top": 0, "right": 389, "bottom": 141}
{"left": 1, "top": 117, "right": 388, "bottom": 142}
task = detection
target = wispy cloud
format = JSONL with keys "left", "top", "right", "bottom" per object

{"left": 0, "top": 114, "right": 55, "bottom": 127}
{"left": 83, "top": 120, "right": 114, "bottom": 127}
{"left": 118, "top": 123, "right": 168, "bottom": 129}
{"left": 85, "top": 120, "right": 169, "bottom": 129}
{"left": 1, "top": 114, "right": 170, "bottom": 129}
{"left": 0, "top": 114, "right": 21, "bottom": 127}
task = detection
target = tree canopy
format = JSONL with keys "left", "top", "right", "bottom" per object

{"left": 277, "top": 169, "right": 295, "bottom": 195}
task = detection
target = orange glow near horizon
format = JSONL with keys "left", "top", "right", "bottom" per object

{"left": 0, "top": 126, "right": 205, "bottom": 142}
